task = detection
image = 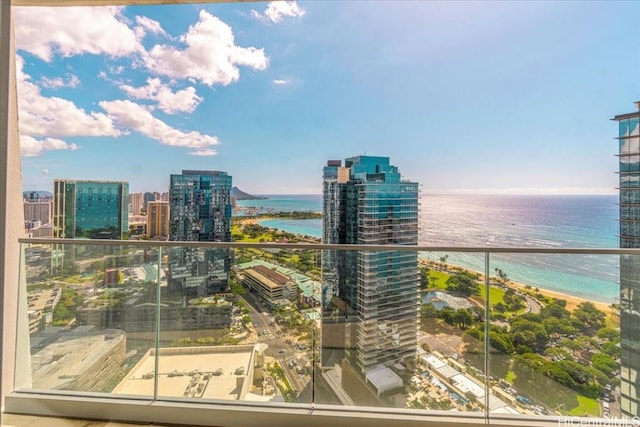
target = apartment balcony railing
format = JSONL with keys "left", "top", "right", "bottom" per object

{"left": 5, "top": 238, "right": 635, "bottom": 427}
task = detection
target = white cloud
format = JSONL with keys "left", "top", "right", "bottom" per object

{"left": 16, "top": 56, "right": 121, "bottom": 138}
{"left": 272, "top": 79, "right": 290, "bottom": 85}
{"left": 20, "top": 135, "right": 80, "bottom": 157}
{"left": 142, "top": 10, "right": 268, "bottom": 86}
{"left": 99, "top": 99, "right": 219, "bottom": 156}
{"left": 134, "top": 15, "right": 170, "bottom": 40}
{"left": 14, "top": 6, "right": 141, "bottom": 62}
{"left": 109, "top": 65, "right": 126, "bottom": 75}
{"left": 40, "top": 74, "right": 80, "bottom": 89}
{"left": 120, "top": 78, "right": 203, "bottom": 114}
{"left": 189, "top": 149, "right": 218, "bottom": 157}
{"left": 252, "top": 1, "right": 305, "bottom": 23}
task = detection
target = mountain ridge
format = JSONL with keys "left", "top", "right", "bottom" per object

{"left": 231, "top": 187, "right": 268, "bottom": 200}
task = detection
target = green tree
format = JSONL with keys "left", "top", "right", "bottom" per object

{"left": 445, "top": 273, "right": 479, "bottom": 297}
{"left": 573, "top": 302, "right": 606, "bottom": 332}
{"left": 420, "top": 303, "right": 439, "bottom": 319}
{"left": 510, "top": 318, "right": 549, "bottom": 351}
{"left": 493, "top": 302, "right": 507, "bottom": 313}
{"left": 591, "top": 353, "right": 617, "bottom": 377}
{"left": 419, "top": 265, "right": 430, "bottom": 289}
{"left": 544, "top": 347, "right": 572, "bottom": 360}
{"left": 540, "top": 302, "right": 570, "bottom": 319}
{"left": 489, "top": 330, "right": 515, "bottom": 354}
{"left": 230, "top": 280, "right": 246, "bottom": 296}
{"left": 596, "top": 327, "right": 620, "bottom": 341}
{"left": 298, "top": 251, "right": 314, "bottom": 271}
{"left": 439, "top": 306, "right": 455, "bottom": 324}
{"left": 542, "top": 316, "right": 576, "bottom": 336}
{"left": 503, "top": 289, "right": 525, "bottom": 311}
{"left": 452, "top": 309, "right": 474, "bottom": 329}
{"left": 600, "top": 341, "right": 620, "bottom": 359}
{"left": 494, "top": 268, "right": 509, "bottom": 284}
{"left": 52, "top": 286, "right": 84, "bottom": 325}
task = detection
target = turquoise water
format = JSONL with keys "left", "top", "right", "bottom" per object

{"left": 420, "top": 194, "right": 619, "bottom": 303}
{"left": 238, "top": 194, "right": 621, "bottom": 303}
{"left": 258, "top": 218, "right": 322, "bottom": 238}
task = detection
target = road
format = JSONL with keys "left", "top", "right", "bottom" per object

{"left": 240, "top": 291, "right": 312, "bottom": 400}
{"left": 523, "top": 293, "right": 542, "bottom": 314}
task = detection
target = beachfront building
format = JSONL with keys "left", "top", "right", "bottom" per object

{"left": 53, "top": 179, "right": 129, "bottom": 239}
{"left": 321, "top": 156, "right": 420, "bottom": 395}
{"left": 613, "top": 103, "right": 640, "bottom": 417}
{"left": 168, "top": 170, "right": 233, "bottom": 296}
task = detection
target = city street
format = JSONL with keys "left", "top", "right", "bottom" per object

{"left": 240, "top": 291, "right": 312, "bottom": 400}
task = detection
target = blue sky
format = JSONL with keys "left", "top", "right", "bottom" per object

{"left": 14, "top": 1, "right": 640, "bottom": 195}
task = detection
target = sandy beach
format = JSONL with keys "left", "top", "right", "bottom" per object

{"left": 234, "top": 217, "right": 614, "bottom": 316}
{"left": 420, "top": 259, "right": 614, "bottom": 315}
{"left": 233, "top": 217, "right": 259, "bottom": 226}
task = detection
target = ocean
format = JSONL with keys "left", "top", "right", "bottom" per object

{"left": 236, "top": 194, "right": 620, "bottom": 303}
{"left": 235, "top": 195, "right": 323, "bottom": 215}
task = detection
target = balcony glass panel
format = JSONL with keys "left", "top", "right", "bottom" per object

{"left": 21, "top": 242, "right": 157, "bottom": 398}
{"left": 489, "top": 252, "right": 621, "bottom": 421}
{"left": 14, "top": 240, "right": 632, "bottom": 424}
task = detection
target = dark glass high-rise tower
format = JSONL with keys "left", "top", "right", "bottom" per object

{"left": 168, "top": 170, "right": 232, "bottom": 296}
{"left": 322, "top": 156, "right": 419, "bottom": 386}
{"left": 53, "top": 179, "right": 129, "bottom": 239}
{"left": 613, "top": 103, "right": 640, "bottom": 417}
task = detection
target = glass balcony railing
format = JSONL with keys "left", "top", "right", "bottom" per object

{"left": 10, "top": 238, "right": 635, "bottom": 426}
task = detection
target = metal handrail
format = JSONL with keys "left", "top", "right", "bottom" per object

{"left": 18, "top": 237, "right": 639, "bottom": 255}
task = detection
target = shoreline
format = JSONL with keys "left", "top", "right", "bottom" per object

{"left": 234, "top": 216, "right": 616, "bottom": 316}
{"left": 421, "top": 259, "right": 613, "bottom": 315}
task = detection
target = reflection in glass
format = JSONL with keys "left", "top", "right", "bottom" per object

{"left": 15, "top": 241, "right": 626, "bottom": 421}
{"left": 23, "top": 243, "right": 156, "bottom": 397}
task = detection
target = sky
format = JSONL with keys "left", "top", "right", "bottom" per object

{"left": 13, "top": 1, "right": 640, "bottom": 195}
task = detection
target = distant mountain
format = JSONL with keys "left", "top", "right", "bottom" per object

{"left": 231, "top": 187, "right": 268, "bottom": 200}
{"left": 23, "top": 190, "right": 52, "bottom": 200}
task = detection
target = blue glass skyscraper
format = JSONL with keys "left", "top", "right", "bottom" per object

{"left": 614, "top": 104, "right": 640, "bottom": 417}
{"left": 168, "top": 170, "right": 232, "bottom": 296}
{"left": 53, "top": 179, "right": 129, "bottom": 239}
{"left": 322, "top": 156, "right": 419, "bottom": 388}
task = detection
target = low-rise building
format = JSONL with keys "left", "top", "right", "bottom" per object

{"left": 242, "top": 265, "right": 297, "bottom": 309}
{"left": 30, "top": 326, "right": 126, "bottom": 392}
{"left": 113, "top": 344, "right": 279, "bottom": 402}
{"left": 26, "top": 287, "right": 61, "bottom": 333}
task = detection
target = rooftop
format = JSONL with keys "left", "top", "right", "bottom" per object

{"left": 113, "top": 345, "right": 257, "bottom": 401}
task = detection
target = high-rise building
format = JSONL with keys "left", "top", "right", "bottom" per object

{"left": 321, "top": 156, "right": 419, "bottom": 389}
{"left": 146, "top": 201, "right": 169, "bottom": 240}
{"left": 129, "top": 192, "right": 144, "bottom": 216}
{"left": 168, "top": 170, "right": 232, "bottom": 296}
{"left": 53, "top": 180, "right": 129, "bottom": 239}
{"left": 322, "top": 160, "right": 349, "bottom": 305}
{"left": 614, "top": 103, "right": 640, "bottom": 417}
{"left": 143, "top": 192, "right": 155, "bottom": 213}
{"left": 24, "top": 199, "right": 51, "bottom": 225}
